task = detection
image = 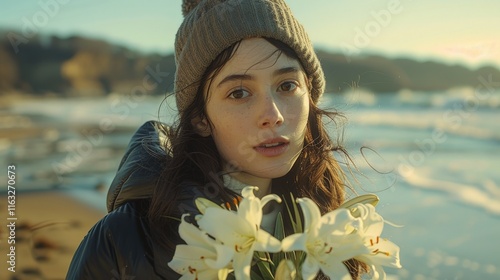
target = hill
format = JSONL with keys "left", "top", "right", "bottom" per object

{"left": 1, "top": 32, "right": 499, "bottom": 96}
{"left": 0, "top": 33, "right": 175, "bottom": 96}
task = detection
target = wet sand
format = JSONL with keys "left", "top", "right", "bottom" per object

{"left": 0, "top": 191, "right": 105, "bottom": 279}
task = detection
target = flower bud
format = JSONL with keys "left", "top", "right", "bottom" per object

{"left": 275, "top": 259, "right": 297, "bottom": 280}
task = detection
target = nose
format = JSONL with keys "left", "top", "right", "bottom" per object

{"left": 259, "top": 94, "right": 284, "bottom": 128}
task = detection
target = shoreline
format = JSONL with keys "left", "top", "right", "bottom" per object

{"left": 0, "top": 190, "right": 106, "bottom": 279}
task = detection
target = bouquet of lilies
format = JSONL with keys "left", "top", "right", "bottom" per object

{"left": 168, "top": 186, "right": 401, "bottom": 280}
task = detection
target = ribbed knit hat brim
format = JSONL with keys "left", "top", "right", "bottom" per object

{"left": 175, "top": 0, "right": 325, "bottom": 112}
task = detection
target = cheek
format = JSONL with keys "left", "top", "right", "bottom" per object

{"left": 209, "top": 112, "right": 245, "bottom": 149}
{"left": 210, "top": 109, "right": 242, "bottom": 134}
{"left": 208, "top": 111, "right": 256, "bottom": 165}
{"left": 290, "top": 98, "right": 310, "bottom": 142}
{"left": 291, "top": 96, "right": 310, "bottom": 127}
{"left": 208, "top": 100, "right": 252, "bottom": 135}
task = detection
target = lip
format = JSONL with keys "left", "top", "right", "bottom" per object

{"left": 253, "top": 137, "right": 290, "bottom": 157}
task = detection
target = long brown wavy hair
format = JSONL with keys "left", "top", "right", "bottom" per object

{"left": 148, "top": 37, "right": 366, "bottom": 279}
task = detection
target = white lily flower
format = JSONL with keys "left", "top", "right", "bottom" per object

{"left": 282, "top": 198, "right": 369, "bottom": 280}
{"left": 350, "top": 203, "right": 402, "bottom": 280}
{"left": 168, "top": 215, "right": 234, "bottom": 280}
{"left": 197, "top": 186, "right": 282, "bottom": 280}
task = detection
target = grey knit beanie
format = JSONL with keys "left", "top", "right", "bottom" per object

{"left": 175, "top": 0, "right": 325, "bottom": 112}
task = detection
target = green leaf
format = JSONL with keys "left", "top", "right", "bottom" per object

{"left": 283, "top": 195, "right": 296, "bottom": 230}
{"left": 272, "top": 212, "right": 285, "bottom": 268}
{"left": 284, "top": 193, "right": 303, "bottom": 233}
{"left": 256, "top": 257, "right": 275, "bottom": 280}
{"left": 250, "top": 270, "right": 266, "bottom": 280}
{"left": 281, "top": 193, "right": 307, "bottom": 277}
{"left": 274, "top": 212, "right": 285, "bottom": 240}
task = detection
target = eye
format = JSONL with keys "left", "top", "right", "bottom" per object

{"left": 278, "top": 81, "right": 298, "bottom": 92}
{"left": 228, "top": 88, "right": 250, "bottom": 99}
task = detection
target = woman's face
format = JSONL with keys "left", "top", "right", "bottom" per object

{"left": 203, "top": 38, "right": 310, "bottom": 186}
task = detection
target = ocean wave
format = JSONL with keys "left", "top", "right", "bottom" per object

{"left": 322, "top": 88, "right": 500, "bottom": 110}
{"left": 404, "top": 174, "right": 500, "bottom": 216}
{"left": 396, "top": 88, "right": 500, "bottom": 109}
{"left": 6, "top": 95, "right": 173, "bottom": 128}
{"left": 347, "top": 110, "right": 500, "bottom": 143}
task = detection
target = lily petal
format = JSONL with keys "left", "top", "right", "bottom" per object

{"left": 357, "top": 238, "right": 401, "bottom": 269}
{"left": 281, "top": 233, "right": 307, "bottom": 252}
{"left": 204, "top": 243, "right": 236, "bottom": 269}
{"left": 233, "top": 250, "right": 254, "bottom": 280}
{"left": 290, "top": 198, "right": 397, "bottom": 279}
{"left": 319, "top": 208, "right": 359, "bottom": 236}
{"left": 171, "top": 215, "right": 236, "bottom": 280}
{"left": 237, "top": 195, "right": 262, "bottom": 232}
{"left": 297, "top": 198, "right": 322, "bottom": 233}
{"left": 253, "top": 229, "right": 281, "bottom": 252}
{"left": 168, "top": 244, "right": 214, "bottom": 271}
{"left": 169, "top": 243, "right": 232, "bottom": 280}
{"left": 196, "top": 269, "right": 225, "bottom": 280}
{"left": 354, "top": 204, "right": 384, "bottom": 236}
{"left": 198, "top": 207, "right": 254, "bottom": 246}
{"left": 178, "top": 215, "right": 213, "bottom": 247}
{"left": 301, "top": 255, "right": 321, "bottom": 280}
{"left": 319, "top": 260, "right": 352, "bottom": 280}
{"left": 241, "top": 186, "right": 259, "bottom": 198}
{"left": 322, "top": 234, "right": 370, "bottom": 262}
{"left": 261, "top": 193, "right": 282, "bottom": 208}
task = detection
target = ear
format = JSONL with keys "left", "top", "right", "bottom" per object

{"left": 191, "top": 117, "right": 211, "bottom": 137}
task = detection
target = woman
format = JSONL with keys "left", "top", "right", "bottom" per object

{"left": 67, "top": 0, "right": 366, "bottom": 279}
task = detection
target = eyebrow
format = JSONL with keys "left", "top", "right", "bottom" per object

{"left": 216, "top": 67, "right": 301, "bottom": 88}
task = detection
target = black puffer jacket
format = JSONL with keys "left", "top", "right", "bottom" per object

{"left": 66, "top": 121, "right": 205, "bottom": 279}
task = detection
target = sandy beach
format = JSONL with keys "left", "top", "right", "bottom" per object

{"left": 0, "top": 96, "right": 128, "bottom": 279}
{"left": 0, "top": 191, "right": 105, "bottom": 279}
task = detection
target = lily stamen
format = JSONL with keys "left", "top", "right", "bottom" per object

{"left": 369, "top": 236, "right": 381, "bottom": 246}
{"left": 372, "top": 248, "right": 391, "bottom": 256}
{"left": 235, "top": 237, "right": 256, "bottom": 253}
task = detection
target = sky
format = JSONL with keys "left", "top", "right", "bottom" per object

{"left": 0, "top": 0, "right": 499, "bottom": 68}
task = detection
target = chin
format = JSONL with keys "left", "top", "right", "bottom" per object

{"left": 253, "top": 163, "right": 294, "bottom": 179}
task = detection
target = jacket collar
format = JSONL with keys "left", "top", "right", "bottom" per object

{"left": 106, "top": 121, "right": 168, "bottom": 212}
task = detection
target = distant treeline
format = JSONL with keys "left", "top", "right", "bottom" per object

{"left": 1, "top": 31, "right": 499, "bottom": 96}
